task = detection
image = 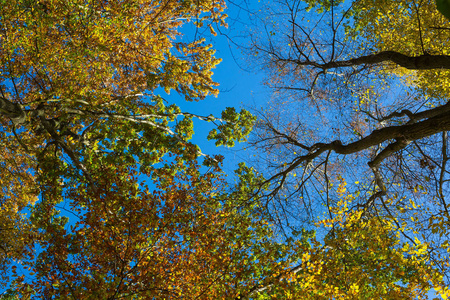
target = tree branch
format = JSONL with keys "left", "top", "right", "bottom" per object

{"left": 283, "top": 51, "right": 450, "bottom": 71}
{"left": 264, "top": 109, "right": 450, "bottom": 194}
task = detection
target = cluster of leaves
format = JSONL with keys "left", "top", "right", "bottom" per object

{"left": 226, "top": 174, "right": 441, "bottom": 299}
{"left": 260, "top": 194, "right": 441, "bottom": 299}
{"left": 12, "top": 155, "right": 297, "bottom": 299}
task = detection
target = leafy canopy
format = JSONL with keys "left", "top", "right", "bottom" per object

{"left": 0, "top": 0, "right": 259, "bottom": 298}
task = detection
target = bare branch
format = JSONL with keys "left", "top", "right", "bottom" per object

{"left": 279, "top": 51, "right": 450, "bottom": 71}
{"left": 264, "top": 108, "right": 450, "bottom": 194}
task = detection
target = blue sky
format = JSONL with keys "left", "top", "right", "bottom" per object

{"left": 169, "top": 1, "right": 269, "bottom": 175}
{"left": 190, "top": 2, "right": 444, "bottom": 298}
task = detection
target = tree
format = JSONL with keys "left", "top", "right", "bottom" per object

{"left": 229, "top": 167, "right": 445, "bottom": 299}
{"left": 245, "top": 0, "right": 450, "bottom": 296}
{"left": 238, "top": 189, "right": 442, "bottom": 299}
{"left": 0, "top": 0, "right": 258, "bottom": 297}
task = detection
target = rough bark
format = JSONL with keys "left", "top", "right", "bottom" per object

{"left": 0, "top": 97, "right": 26, "bottom": 124}
{"left": 264, "top": 107, "right": 450, "bottom": 192}
{"left": 285, "top": 51, "right": 450, "bottom": 71}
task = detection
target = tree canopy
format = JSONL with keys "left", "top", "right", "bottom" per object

{"left": 0, "top": 0, "right": 256, "bottom": 298}
{"left": 245, "top": 0, "right": 450, "bottom": 297}
{"left": 1, "top": 0, "right": 450, "bottom": 299}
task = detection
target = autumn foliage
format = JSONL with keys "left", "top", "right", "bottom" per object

{"left": 1, "top": 0, "right": 450, "bottom": 299}
{"left": 0, "top": 0, "right": 258, "bottom": 298}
